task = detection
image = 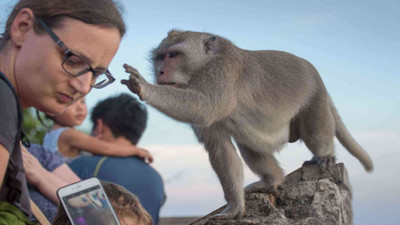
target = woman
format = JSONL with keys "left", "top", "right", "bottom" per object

{"left": 0, "top": 0, "right": 126, "bottom": 223}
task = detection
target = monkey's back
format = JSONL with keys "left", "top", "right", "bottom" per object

{"left": 220, "top": 50, "right": 326, "bottom": 152}
{"left": 234, "top": 50, "right": 319, "bottom": 116}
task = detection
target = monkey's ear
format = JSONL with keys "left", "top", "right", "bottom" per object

{"left": 204, "top": 36, "right": 218, "bottom": 55}
{"left": 168, "top": 29, "right": 181, "bottom": 37}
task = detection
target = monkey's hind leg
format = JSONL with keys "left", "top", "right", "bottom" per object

{"left": 298, "top": 93, "right": 336, "bottom": 171}
{"left": 205, "top": 138, "right": 245, "bottom": 220}
{"left": 238, "top": 144, "right": 284, "bottom": 197}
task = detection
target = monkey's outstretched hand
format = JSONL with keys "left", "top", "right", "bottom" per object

{"left": 121, "top": 64, "right": 148, "bottom": 100}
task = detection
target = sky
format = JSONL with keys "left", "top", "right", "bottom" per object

{"left": 1, "top": 0, "right": 399, "bottom": 224}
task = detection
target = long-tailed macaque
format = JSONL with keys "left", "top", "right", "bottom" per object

{"left": 121, "top": 30, "right": 373, "bottom": 220}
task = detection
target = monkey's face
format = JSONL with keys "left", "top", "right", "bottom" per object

{"left": 153, "top": 48, "right": 190, "bottom": 88}
{"left": 152, "top": 30, "right": 217, "bottom": 88}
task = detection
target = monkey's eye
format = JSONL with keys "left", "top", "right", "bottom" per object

{"left": 169, "top": 52, "right": 179, "bottom": 58}
{"left": 156, "top": 54, "right": 165, "bottom": 61}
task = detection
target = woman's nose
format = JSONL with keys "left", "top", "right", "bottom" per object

{"left": 69, "top": 72, "right": 92, "bottom": 95}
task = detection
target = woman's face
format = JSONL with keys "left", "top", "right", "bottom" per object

{"left": 53, "top": 98, "right": 87, "bottom": 127}
{"left": 14, "top": 16, "right": 121, "bottom": 115}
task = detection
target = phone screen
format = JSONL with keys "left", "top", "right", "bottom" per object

{"left": 61, "top": 184, "right": 119, "bottom": 225}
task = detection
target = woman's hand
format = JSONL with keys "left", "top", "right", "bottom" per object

{"left": 21, "top": 145, "right": 46, "bottom": 186}
{"left": 21, "top": 144, "right": 73, "bottom": 204}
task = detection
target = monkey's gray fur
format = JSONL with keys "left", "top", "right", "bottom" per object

{"left": 122, "top": 30, "right": 374, "bottom": 220}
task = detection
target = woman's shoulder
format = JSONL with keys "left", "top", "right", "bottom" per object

{"left": 0, "top": 72, "right": 21, "bottom": 152}
{"left": 0, "top": 72, "right": 18, "bottom": 109}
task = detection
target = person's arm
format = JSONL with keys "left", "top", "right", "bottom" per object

{"left": 52, "top": 164, "right": 80, "bottom": 184}
{"left": 28, "top": 143, "right": 81, "bottom": 184}
{"left": 60, "top": 128, "right": 153, "bottom": 162}
{"left": 0, "top": 145, "right": 10, "bottom": 188}
{"left": 21, "top": 146, "right": 70, "bottom": 203}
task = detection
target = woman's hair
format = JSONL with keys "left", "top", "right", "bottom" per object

{"left": 52, "top": 181, "right": 153, "bottom": 225}
{"left": 0, "top": 0, "right": 126, "bottom": 50}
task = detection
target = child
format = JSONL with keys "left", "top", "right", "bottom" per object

{"left": 52, "top": 181, "right": 153, "bottom": 225}
{"left": 42, "top": 98, "right": 153, "bottom": 163}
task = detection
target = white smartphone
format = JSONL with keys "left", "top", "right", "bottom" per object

{"left": 57, "top": 177, "right": 121, "bottom": 225}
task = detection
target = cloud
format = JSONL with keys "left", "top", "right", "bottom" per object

{"left": 144, "top": 130, "right": 400, "bottom": 219}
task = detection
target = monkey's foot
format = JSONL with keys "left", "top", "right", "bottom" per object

{"left": 209, "top": 205, "right": 245, "bottom": 220}
{"left": 303, "top": 155, "right": 336, "bottom": 171}
{"left": 244, "top": 180, "right": 279, "bottom": 197}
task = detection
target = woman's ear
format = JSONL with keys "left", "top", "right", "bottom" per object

{"left": 10, "top": 8, "right": 35, "bottom": 47}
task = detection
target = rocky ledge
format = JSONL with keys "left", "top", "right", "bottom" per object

{"left": 191, "top": 163, "right": 352, "bottom": 225}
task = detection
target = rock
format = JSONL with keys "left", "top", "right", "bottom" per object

{"left": 190, "top": 163, "right": 352, "bottom": 225}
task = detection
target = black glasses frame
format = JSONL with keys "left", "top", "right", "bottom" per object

{"left": 36, "top": 17, "right": 115, "bottom": 89}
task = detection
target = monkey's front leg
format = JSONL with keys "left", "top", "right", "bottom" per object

{"left": 122, "top": 64, "right": 232, "bottom": 126}
{"left": 205, "top": 138, "right": 245, "bottom": 220}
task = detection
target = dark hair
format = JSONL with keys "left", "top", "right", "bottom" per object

{"left": 0, "top": 0, "right": 126, "bottom": 50}
{"left": 91, "top": 93, "right": 147, "bottom": 145}
{"left": 52, "top": 181, "right": 153, "bottom": 225}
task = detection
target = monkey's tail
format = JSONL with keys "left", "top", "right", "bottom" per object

{"left": 329, "top": 97, "right": 374, "bottom": 172}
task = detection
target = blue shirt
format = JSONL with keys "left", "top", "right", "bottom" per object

{"left": 69, "top": 155, "right": 166, "bottom": 225}
{"left": 27, "top": 143, "right": 65, "bottom": 221}
{"left": 42, "top": 127, "right": 89, "bottom": 163}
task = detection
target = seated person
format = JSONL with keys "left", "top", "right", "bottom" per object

{"left": 22, "top": 144, "right": 80, "bottom": 221}
{"left": 69, "top": 94, "right": 165, "bottom": 225}
{"left": 42, "top": 97, "right": 152, "bottom": 163}
{"left": 52, "top": 181, "right": 153, "bottom": 225}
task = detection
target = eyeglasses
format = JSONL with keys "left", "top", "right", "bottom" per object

{"left": 36, "top": 17, "right": 115, "bottom": 89}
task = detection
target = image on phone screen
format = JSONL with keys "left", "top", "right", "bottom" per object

{"left": 61, "top": 184, "right": 119, "bottom": 225}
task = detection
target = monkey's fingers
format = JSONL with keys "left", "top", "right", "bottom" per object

{"left": 121, "top": 78, "right": 141, "bottom": 95}
{"left": 245, "top": 181, "right": 280, "bottom": 197}
{"left": 123, "top": 63, "right": 141, "bottom": 76}
{"left": 302, "top": 156, "right": 321, "bottom": 167}
{"left": 123, "top": 63, "right": 135, "bottom": 70}
{"left": 270, "top": 188, "right": 280, "bottom": 197}
{"left": 121, "top": 78, "right": 138, "bottom": 88}
{"left": 121, "top": 79, "right": 129, "bottom": 85}
{"left": 210, "top": 205, "right": 244, "bottom": 220}
{"left": 129, "top": 74, "right": 139, "bottom": 80}
{"left": 320, "top": 156, "right": 336, "bottom": 171}
{"left": 303, "top": 156, "right": 336, "bottom": 171}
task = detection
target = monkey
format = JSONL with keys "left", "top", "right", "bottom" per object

{"left": 121, "top": 30, "right": 374, "bottom": 220}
